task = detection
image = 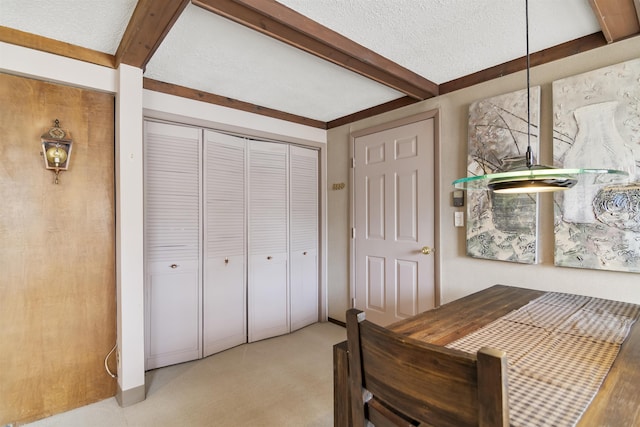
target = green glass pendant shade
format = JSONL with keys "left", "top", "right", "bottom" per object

{"left": 453, "top": 167, "right": 629, "bottom": 194}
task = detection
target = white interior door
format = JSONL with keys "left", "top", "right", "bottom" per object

{"left": 353, "top": 118, "right": 435, "bottom": 326}
{"left": 203, "top": 130, "right": 247, "bottom": 356}
{"left": 248, "top": 141, "right": 289, "bottom": 342}
{"left": 289, "top": 146, "right": 319, "bottom": 331}
{"left": 144, "top": 121, "right": 202, "bottom": 369}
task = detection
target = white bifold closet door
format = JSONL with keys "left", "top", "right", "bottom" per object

{"left": 144, "top": 121, "right": 202, "bottom": 370}
{"left": 203, "top": 130, "right": 247, "bottom": 357}
{"left": 248, "top": 141, "right": 289, "bottom": 342}
{"left": 289, "top": 146, "right": 319, "bottom": 331}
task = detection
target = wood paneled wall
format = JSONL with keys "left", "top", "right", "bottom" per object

{"left": 0, "top": 73, "right": 116, "bottom": 425}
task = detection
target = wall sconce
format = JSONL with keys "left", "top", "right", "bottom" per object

{"left": 41, "top": 119, "right": 73, "bottom": 184}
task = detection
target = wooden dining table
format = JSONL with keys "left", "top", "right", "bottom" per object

{"left": 333, "top": 284, "right": 640, "bottom": 427}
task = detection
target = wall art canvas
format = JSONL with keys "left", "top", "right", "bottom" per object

{"left": 466, "top": 87, "right": 540, "bottom": 264}
{"left": 553, "top": 58, "right": 640, "bottom": 273}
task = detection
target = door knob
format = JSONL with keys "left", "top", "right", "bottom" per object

{"left": 421, "top": 246, "right": 434, "bottom": 255}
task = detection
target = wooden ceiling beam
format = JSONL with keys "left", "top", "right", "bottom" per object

{"left": 327, "top": 97, "right": 419, "bottom": 129}
{"left": 115, "top": 0, "right": 190, "bottom": 69}
{"left": 589, "top": 0, "right": 640, "bottom": 43}
{"left": 143, "top": 78, "right": 327, "bottom": 129}
{"left": 439, "top": 33, "right": 608, "bottom": 96}
{"left": 192, "top": 0, "right": 439, "bottom": 100}
{"left": 0, "top": 26, "right": 115, "bottom": 68}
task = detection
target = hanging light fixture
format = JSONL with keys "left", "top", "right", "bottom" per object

{"left": 453, "top": 0, "right": 629, "bottom": 193}
{"left": 41, "top": 119, "right": 73, "bottom": 184}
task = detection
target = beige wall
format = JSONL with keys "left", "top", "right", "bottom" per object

{"left": 327, "top": 36, "right": 640, "bottom": 322}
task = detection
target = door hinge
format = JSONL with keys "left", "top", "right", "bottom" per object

{"left": 351, "top": 157, "right": 355, "bottom": 168}
{"left": 351, "top": 298, "right": 356, "bottom": 308}
{"left": 351, "top": 227, "right": 355, "bottom": 239}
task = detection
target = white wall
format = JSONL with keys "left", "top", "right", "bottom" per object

{"left": 327, "top": 36, "right": 640, "bottom": 322}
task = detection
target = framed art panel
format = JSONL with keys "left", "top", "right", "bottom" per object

{"left": 553, "top": 58, "right": 640, "bottom": 273}
{"left": 466, "top": 87, "right": 540, "bottom": 264}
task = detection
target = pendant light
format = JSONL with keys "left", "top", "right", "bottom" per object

{"left": 453, "top": 0, "right": 629, "bottom": 193}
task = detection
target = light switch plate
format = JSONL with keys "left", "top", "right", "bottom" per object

{"left": 454, "top": 211, "right": 464, "bottom": 227}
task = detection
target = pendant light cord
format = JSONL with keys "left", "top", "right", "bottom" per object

{"left": 525, "top": 0, "right": 533, "bottom": 169}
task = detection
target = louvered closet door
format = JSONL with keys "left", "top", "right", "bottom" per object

{"left": 144, "top": 121, "right": 202, "bottom": 370}
{"left": 248, "top": 141, "right": 289, "bottom": 342}
{"left": 289, "top": 146, "right": 319, "bottom": 331}
{"left": 203, "top": 130, "right": 246, "bottom": 356}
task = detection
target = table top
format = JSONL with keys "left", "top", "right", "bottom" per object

{"left": 388, "top": 285, "right": 640, "bottom": 427}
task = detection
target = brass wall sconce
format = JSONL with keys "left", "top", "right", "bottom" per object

{"left": 41, "top": 119, "right": 73, "bottom": 184}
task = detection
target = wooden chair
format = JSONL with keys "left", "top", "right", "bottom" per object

{"left": 346, "top": 309, "right": 509, "bottom": 427}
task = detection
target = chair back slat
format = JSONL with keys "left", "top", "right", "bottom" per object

{"left": 346, "top": 308, "right": 509, "bottom": 427}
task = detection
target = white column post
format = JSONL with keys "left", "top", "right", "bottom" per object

{"left": 115, "top": 63, "right": 145, "bottom": 406}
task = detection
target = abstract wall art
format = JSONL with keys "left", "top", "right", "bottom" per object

{"left": 466, "top": 87, "right": 540, "bottom": 264}
{"left": 553, "top": 58, "right": 640, "bottom": 273}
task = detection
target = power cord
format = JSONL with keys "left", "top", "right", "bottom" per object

{"left": 105, "top": 343, "right": 118, "bottom": 379}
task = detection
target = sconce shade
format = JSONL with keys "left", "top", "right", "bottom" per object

{"left": 46, "top": 145, "right": 68, "bottom": 167}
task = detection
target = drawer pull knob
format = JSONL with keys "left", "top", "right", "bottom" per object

{"left": 170, "top": 264, "right": 178, "bottom": 269}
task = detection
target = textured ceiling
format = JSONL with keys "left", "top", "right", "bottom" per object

{"left": 0, "top": 0, "right": 138, "bottom": 55}
{"left": 276, "top": 0, "right": 601, "bottom": 83}
{"left": 0, "top": 0, "right": 609, "bottom": 123}
{"left": 144, "top": 4, "right": 403, "bottom": 122}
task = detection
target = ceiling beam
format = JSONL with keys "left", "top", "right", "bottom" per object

{"left": 327, "top": 97, "right": 419, "bottom": 129}
{"left": 439, "top": 33, "right": 608, "bottom": 95}
{"left": 0, "top": 26, "right": 115, "bottom": 68}
{"left": 192, "top": 0, "right": 439, "bottom": 100}
{"left": 143, "top": 78, "right": 327, "bottom": 129}
{"left": 589, "top": 0, "right": 640, "bottom": 43}
{"left": 115, "top": 0, "right": 190, "bottom": 69}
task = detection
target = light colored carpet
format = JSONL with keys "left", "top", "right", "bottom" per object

{"left": 25, "top": 322, "right": 346, "bottom": 427}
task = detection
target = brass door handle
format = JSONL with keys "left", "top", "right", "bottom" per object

{"left": 421, "top": 246, "right": 434, "bottom": 255}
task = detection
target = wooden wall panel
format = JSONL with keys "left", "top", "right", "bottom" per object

{"left": 0, "top": 73, "right": 116, "bottom": 425}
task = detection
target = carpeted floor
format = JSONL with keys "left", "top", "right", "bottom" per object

{"left": 25, "top": 322, "right": 346, "bottom": 427}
